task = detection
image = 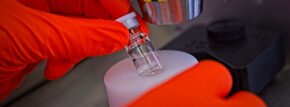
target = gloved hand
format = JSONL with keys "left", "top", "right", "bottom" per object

{"left": 0, "top": 0, "right": 148, "bottom": 101}
{"left": 129, "top": 60, "right": 266, "bottom": 107}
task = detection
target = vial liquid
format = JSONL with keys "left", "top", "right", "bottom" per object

{"left": 126, "top": 29, "right": 163, "bottom": 76}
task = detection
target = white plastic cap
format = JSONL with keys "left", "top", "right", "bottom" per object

{"left": 115, "top": 12, "right": 140, "bottom": 29}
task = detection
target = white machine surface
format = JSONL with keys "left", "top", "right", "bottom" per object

{"left": 104, "top": 50, "right": 198, "bottom": 107}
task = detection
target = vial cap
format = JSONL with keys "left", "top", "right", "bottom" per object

{"left": 115, "top": 12, "right": 140, "bottom": 29}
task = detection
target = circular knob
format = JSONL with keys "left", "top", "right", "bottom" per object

{"left": 207, "top": 20, "right": 245, "bottom": 43}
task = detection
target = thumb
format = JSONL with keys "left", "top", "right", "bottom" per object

{"left": 226, "top": 91, "right": 266, "bottom": 107}
{"left": 44, "top": 60, "right": 76, "bottom": 80}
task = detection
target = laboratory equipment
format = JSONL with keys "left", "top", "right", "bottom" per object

{"left": 116, "top": 0, "right": 203, "bottom": 76}
{"left": 163, "top": 20, "right": 285, "bottom": 93}
{"left": 99, "top": 0, "right": 203, "bottom": 76}
{"left": 104, "top": 50, "right": 198, "bottom": 107}
{"left": 104, "top": 0, "right": 203, "bottom": 106}
{"left": 138, "top": 0, "right": 203, "bottom": 25}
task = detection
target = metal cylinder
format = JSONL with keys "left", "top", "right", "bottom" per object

{"left": 137, "top": 0, "right": 203, "bottom": 25}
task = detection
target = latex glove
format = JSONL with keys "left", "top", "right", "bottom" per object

{"left": 129, "top": 60, "right": 266, "bottom": 107}
{"left": 0, "top": 0, "right": 148, "bottom": 101}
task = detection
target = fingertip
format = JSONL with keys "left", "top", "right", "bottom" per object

{"left": 104, "top": 20, "right": 130, "bottom": 48}
{"left": 227, "top": 91, "right": 267, "bottom": 107}
{"left": 114, "top": 21, "right": 130, "bottom": 47}
{"left": 197, "top": 60, "right": 232, "bottom": 84}
{"left": 86, "top": 20, "right": 130, "bottom": 56}
{"left": 193, "top": 60, "right": 233, "bottom": 97}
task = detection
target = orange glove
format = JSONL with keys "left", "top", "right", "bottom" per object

{"left": 129, "top": 60, "right": 266, "bottom": 107}
{"left": 99, "top": 0, "right": 149, "bottom": 34}
{"left": 0, "top": 0, "right": 148, "bottom": 101}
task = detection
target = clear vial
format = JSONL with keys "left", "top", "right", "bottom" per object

{"left": 126, "top": 29, "right": 163, "bottom": 76}
{"left": 115, "top": 12, "right": 163, "bottom": 76}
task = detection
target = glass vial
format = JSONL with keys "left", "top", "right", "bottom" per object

{"left": 126, "top": 29, "right": 163, "bottom": 76}
{"left": 116, "top": 12, "right": 163, "bottom": 76}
